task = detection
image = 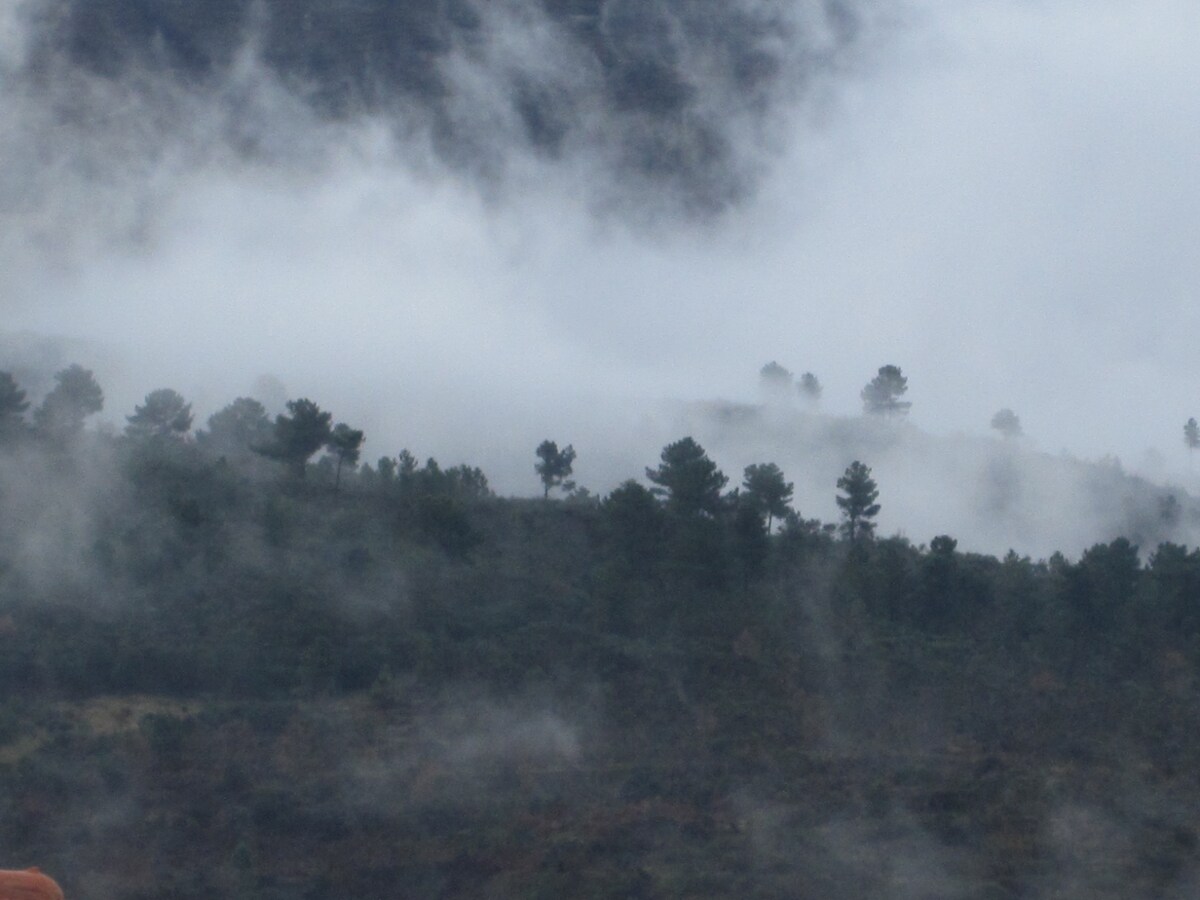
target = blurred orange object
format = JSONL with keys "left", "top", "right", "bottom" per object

{"left": 0, "top": 868, "right": 64, "bottom": 899}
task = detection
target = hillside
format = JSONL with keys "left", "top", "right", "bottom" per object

{"left": 1, "top": 380, "right": 1200, "bottom": 898}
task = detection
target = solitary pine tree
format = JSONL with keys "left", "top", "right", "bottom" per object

{"left": 646, "top": 437, "right": 728, "bottom": 518}
{"left": 861, "top": 365, "right": 911, "bottom": 416}
{"left": 1185, "top": 418, "right": 1199, "bottom": 457}
{"left": 535, "top": 440, "right": 576, "bottom": 498}
{"left": 836, "top": 460, "right": 881, "bottom": 543}
{"left": 742, "top": 462, "right": 794, "bottom": 532}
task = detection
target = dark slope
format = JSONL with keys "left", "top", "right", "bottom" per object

{"left": 2, "top": 414, "right": 1200, "bottom": 897}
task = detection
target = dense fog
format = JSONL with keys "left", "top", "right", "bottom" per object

{"left": 5, "top": 1, "right": 1200, "bottom": 553}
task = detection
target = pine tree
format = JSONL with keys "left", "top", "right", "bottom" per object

{"left": 645, "top": 437, "right": 728, "bottom": 518}
{"left": 742, "top": 462, "right": 794, "bottom": 532}
{"left": 326, "top": 423, "right": 365, "bottom": 491}
{"left": 836, "top": 460, "right": 881, "bottom": 542}
{"left": 256, "top": 398, "right": 333, "bottom": 478}
{"left": 535, "top": 440, "right": 576, "bottom": 498}
{"left": 33, "top": 364, "right": 103, "bottom": 441}
{"left": 861, "top": 365, "right": 911, "bottom": 416}
{"left": 125, "top": 389, "right": 193, "bottom": 441}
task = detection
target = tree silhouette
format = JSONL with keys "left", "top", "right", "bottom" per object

{"left": 1185, "top": 418, "right": 1199, "bottom": 455}
{"left": 327, "top": 423, "right": 365, "bottom": 491}
{"left": 759, "top": 361, "right": 793, "bottom": 401}
{"left": 798, "top": 372, "right": 822, "bottom": 403}
{"left": 646, "top": 437, "right": 727, "bottom": 518}
{"left": 836, "top": 460, "right": 881, "bottom": 543}
{"left": 991, "top": 408, "right": 1022, "bottom": 438}
{"left": 742, "top": 462, "right": 794, "bottom": 532}
{"left": 535, "top": 440, "right": 576, "bottom": 498}
{"left": 200, "top": 397, "right": 273, "bottom": 459}
{"left": 33, "top": 364, "right": 104, "bottom": 441}
{"left": 257, "top": 398, "right": 333, "bottom": 478}
{"left": 861, "top": 365, "right": 911, "bottom": 416}
{"left": 0, "top": 372, "right": 30, "bottom": 443}
{"left": 125, "top": 389, "right": 193, "bottom": 441}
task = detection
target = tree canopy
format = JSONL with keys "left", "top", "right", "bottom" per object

{"left": 535, "top": 440, "right": 576, "bottom": 498}
{"left": 200, "top": 397, "right": 274, "bottom": 458}
{"left": 798, "top": 372, "right": 822, "bottom": 402}
{"left": 327, "top": 423, "right": 366, "bottom": 490}
{"left": 33, "top": 364, "right": 104, "bottom": 441}
{"left": 759, "top": 361, "right": 793, "bottom": 401}
{"left": 645, "top": 437, "right": 728, "bottom": 518}
{"left": 861, "top": 365, "right": 911, "bottom": 416}
{"left": 256, "top": 398, "right": 334, "bottom": 478}
{"left": 742, "top": 462, "right": 793, "bottom": 532}
{"left": 125, "top": 388, "right": 194, "bottom": 441}
{"left": 836, "top": 460, "right": 881, "bottom": 542}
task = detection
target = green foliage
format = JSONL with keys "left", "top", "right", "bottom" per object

{"left": 535, "top": 439, "right": 576, "bottom": 498}
{"left": 32, "top": 363, "right": 103, "bottom": 440}
{"left": 861, "top": 364, "right": 911, "bottom": 416}
{"left": 414, "top": 493, "right": 480, "bottom": 556}
{"left": 397, "top": 456, "right": 493, "bottom": 502}
{"left": 741, "top": 462, "right": 793, "bottom": 531}
{"left": 326, "top": 422, "right": 365, "bottom": 490}
{"left": 645, "top": 436, "right": 728, "bottom": 518}
{"left": 256, "top": 398, "right": 333, "bottom": 478}
{"left": 731, "top": 496, "right": 769, "bottom": 586}
{"left": 125, "top": 388, "right": 194, "bottom": 440}
{"left": 602, "top": 480, "right": 664, "bottom": 578}
{"left": 199, "top": 397, "right": 273, "bottom": 458}
{"left": 836, "top": 460, "right": 880, "bottom": 542}
{"left": 1070, "top": 537, "right": 1142, "bottom": 633}
{"left": 1149, "top": 542, "right": 1200, "bottom": 632}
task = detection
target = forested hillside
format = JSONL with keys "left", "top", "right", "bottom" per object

{"left": 2, "top": 367, "right": 1200, "bottom": 898}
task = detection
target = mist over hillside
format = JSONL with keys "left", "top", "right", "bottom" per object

{"left": 5, "top": 0, "right": 1200, "bottom": 481}
{"left": 5, "top": 4, "right": 1200, "bottom": 896}
{"left": 670, "top": 400, "right": 1200, "bottom": 559}
{"left": 3, "top": 332, "right": 1194, "bottom": 561}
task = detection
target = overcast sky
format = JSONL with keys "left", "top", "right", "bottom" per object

{"left": 3, "top": 0, "right": 1200, "bottom": 503}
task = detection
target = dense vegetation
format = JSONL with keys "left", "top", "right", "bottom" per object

{"left": 2, "top": 368, "right": 1200, "bottom": 898}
